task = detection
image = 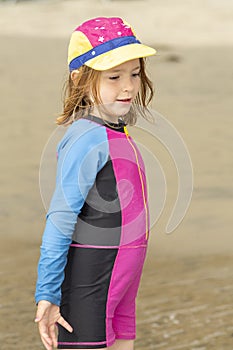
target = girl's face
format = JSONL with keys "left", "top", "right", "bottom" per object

{"left": 92, "top": 59, "right": 141, "bottom": 122}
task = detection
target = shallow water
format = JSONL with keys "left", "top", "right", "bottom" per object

{"left": 0, "top": 240, "right": 233, "bottom": 349}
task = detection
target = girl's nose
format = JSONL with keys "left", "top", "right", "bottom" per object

{"left": 122, "top": 77, "right": 134, "bottom": 92}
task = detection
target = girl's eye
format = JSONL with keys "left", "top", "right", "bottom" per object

{"left": 109, "top": 76, "right": 119, "bottom": 80}
{"left": 132, "top": 73, "right": 140, "bottom": 77}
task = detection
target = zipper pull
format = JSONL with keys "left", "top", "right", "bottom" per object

{"left": 124, "top": 125, "right": 129, "bottom": 136}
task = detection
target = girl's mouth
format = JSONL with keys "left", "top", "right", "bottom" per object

{"left": 116, "top": 98, "right": 132, "bottom": 103}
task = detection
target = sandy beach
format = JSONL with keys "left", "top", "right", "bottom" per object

{"left": 0, "top": 0, "right": 232, "bottom": 349}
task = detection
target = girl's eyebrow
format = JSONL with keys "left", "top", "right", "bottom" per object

{"left": 108, "top": 66, "right": 140, "bottom": 73}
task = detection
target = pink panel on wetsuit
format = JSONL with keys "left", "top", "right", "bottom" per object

{"left": 105, "top": 235, "right": 147, "bottom": 346}
{"left": 106, "top": 128, "right": 150, "bottom": 245}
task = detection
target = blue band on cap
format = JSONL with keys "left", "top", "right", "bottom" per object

{"left": 69, "top": 35, "right": 141, "bottom": 71}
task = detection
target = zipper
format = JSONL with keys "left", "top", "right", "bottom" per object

{"left": 123, "top": 125, "right": 149, "bottom": 240}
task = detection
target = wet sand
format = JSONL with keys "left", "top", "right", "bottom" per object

{"left": 1, "top": 238, "right": 233, "bottom": 349}
{"left": 0, "top": 0, "right": 233, "bottom": 349}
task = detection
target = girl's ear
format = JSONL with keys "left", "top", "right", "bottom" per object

{"left": 71, "top": 70, "right": 79, "bottom": 85}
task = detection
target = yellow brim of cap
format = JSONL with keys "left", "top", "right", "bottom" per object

{"left": 84, "top": 43, "right": 156, "bottom": 71}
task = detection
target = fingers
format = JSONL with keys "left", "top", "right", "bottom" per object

{"left": 41, "top": 334, "right": 53, "bottom": 350}
{"left": 57, "top": 315, "right": 73, "bottom": 333}
{"left": 38, "top": 322, "right": 53, "bottom": 350}
{"left": 34, "top": 307, "right": 44, "bottom": 323}
{"left": 35, "top": 301, "right": 53, "bottom": 350}
{"left": 35, "top": 301, "right": 73, "bottom": 350}
{"left": 48, "top": 322, "right": 58, "bottom": 348}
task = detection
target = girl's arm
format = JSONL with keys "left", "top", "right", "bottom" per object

{"left": 35, "top": 124, "right": 109, "bottom": 306}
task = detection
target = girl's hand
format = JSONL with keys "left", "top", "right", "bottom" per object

{"left": 35, "top": 300, "right": 73, "bottom": 350}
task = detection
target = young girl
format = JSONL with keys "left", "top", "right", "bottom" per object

{"left": 35, "top": 17, "right": 156, "bottom": 350}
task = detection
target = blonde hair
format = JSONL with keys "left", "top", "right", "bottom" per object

{"left": 56, "top": 58, "right": 154, "bottom": 126}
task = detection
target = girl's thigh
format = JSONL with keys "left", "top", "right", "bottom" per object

{"left": 109, "top": 339, "right": 134, "bottom": 350}
{"left": 64, "top": 339, "right": 134, "bottom": 350}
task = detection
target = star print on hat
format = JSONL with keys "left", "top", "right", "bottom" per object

{"left": 68, "top": 17, "right": 156, "bottom": 71}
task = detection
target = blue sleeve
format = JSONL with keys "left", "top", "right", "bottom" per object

{"left": 35, "top": 124, "right": 109, "bottom": 305}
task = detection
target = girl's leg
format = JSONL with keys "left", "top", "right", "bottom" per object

{"left": 63, "top": 340, "right": 134, "bottom": 350}
{"left": 109, "top": 339, "right": 134, "bottom": 350}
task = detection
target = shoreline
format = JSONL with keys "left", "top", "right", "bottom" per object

{"left": 1, "top": 0, "right": 233, "bottom": 47}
